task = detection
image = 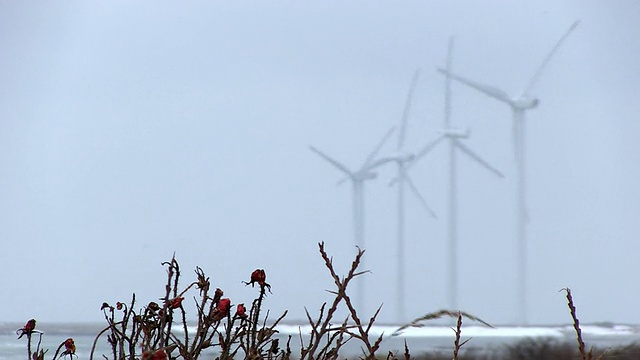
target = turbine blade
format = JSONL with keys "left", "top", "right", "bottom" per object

{"left": 454, "top": 140, "right": 504, "bottom": 178}
{"left": 366, "top": 156, "right": 396, "bottom": 171}
{"left": 398, "top": 70, "right": 421, "bottom": 151}
{"left": 405, "top": 175, "right": 437, "bottom": 218}
{"left": 336, "top": 175, "right": 350, "bottom": 186}
{"left": 309, "top": 146, "right": 353, "bottom": 177}
{"left": 437, "top": 68, "right": 512, "bottom": 105}
{"left": 411, "top": 135, "right": 446, "bottom": 165}
{"left": 362, "top": 126, "right": 396, "bottom": 169}
{"left": 522, "top": 20, "right": 580, "bottom": 96}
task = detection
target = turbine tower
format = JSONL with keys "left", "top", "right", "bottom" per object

{"left": 438, "top": 21, "right": 579, "bottom": 324}
{"left": 438, "top": 37, "right": 504, "bottom": 313}
{"left": 310, "top": 127, "right": 396, "bottom": 313}
{"left": 389, "top": 70, "right": 439, "bottom": 323}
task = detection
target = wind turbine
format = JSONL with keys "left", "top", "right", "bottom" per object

{"left": 437, "top": 21, "right": 579, "bottom": 324}
{"left": 437, "top": 37, "right": 504, "bottom": 314}
{"left": 310, "top": 127, "right": 396, "bottom": 313}
{"left": 388, "top": 70, "right": 440, "bottom": 323}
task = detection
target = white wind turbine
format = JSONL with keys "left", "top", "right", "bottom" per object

{"left": 388, "top": 70, "right": 440, "bottom": 323}
{"left": 310, "top": 127, "right": 396, "bottom": 313}
{"left": 436, "top": 37, "right": 505, "bottom": 313}
{"left": 437, "top": 21, "right": 579, "bottom": 324}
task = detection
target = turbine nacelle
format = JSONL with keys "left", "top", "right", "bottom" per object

{"left": 439, "top": 128, "right": 470, "bottom": 139}
{"left": 511, "top": 96, "right": 539, "bottom": 110}
{"left": 352, "top": 170, "right": 377, "bottom": 181}
{"left": 437, "top": 68, "right": 541, "bottom": 112}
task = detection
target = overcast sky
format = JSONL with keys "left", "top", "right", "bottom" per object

{"left": 1, "top": 1, "right": 639, "bottom": 327}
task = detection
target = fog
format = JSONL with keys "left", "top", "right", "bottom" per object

{"left": 1, "top": 1, "right": 639, "bottom": 326}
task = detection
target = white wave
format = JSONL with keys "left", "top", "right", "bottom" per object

{"left": 274, "top": 324, "right": 638, "bottom": 339}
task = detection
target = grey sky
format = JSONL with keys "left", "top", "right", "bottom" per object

{"left": 1, "top": 1, "right": 639, "bottom": 326}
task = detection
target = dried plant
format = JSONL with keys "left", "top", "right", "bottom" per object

{"left": 15, "top": 319, "right": 54, "bottom": 360}
{"left": 301, "top": 242, "right": 384, "bottom": 360}
{"left": 16, "top": 242, "right": 493, "bottom": 360}
{"left": 90, "top": 255, "right": 286, "bottom": 360}
{"left": 27, "top": 244, "right": 639, "bottom": 360}
{"left": 392, "top": 309, "right": 492, "bottom": 337}
{"left": 452, "top": 311, "right": 472, "bottom": 360}
{"left": 561, "top": 287, "right": 606, "bottom": 360}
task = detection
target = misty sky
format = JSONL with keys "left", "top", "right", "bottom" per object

{"left": 1, "top": 1, "right": 639, "bottom": 327}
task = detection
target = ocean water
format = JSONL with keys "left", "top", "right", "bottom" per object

{"left": 1, "top": 323, "right": 110, "bottom": 360}
{"left": 2, "top": 322, "right": 640, "bottom": 359}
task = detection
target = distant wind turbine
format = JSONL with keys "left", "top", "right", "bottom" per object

{"left": 388, "top": 70, "right": 440, "bottom": 323}
{"left": 310, "top": 127, "right": 396, "bottom": 313}
{"left": 437, "top": 21, "right": 579, "bottom": 324}
{"left": 437, "top": 37, "right": 504, "bottom": 314}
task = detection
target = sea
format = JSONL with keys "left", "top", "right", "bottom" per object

{"left": 2, "top": 322, "right": 640, "bottom": 359}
